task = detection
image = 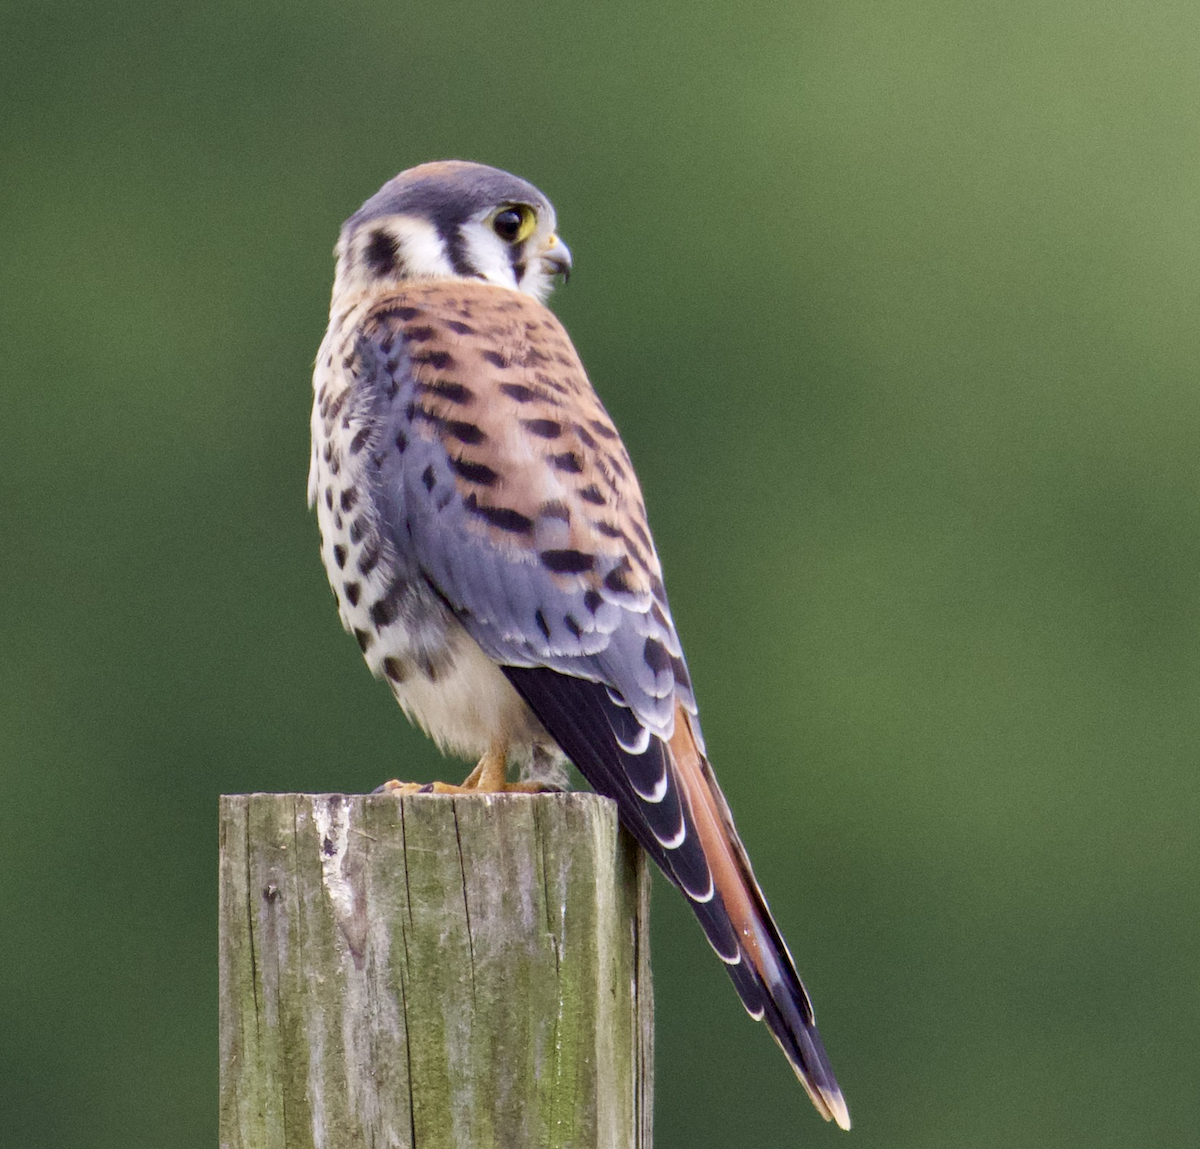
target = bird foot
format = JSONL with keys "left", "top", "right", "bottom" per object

{"left": 374, "top": 778, "right": 552, "bottom": 795}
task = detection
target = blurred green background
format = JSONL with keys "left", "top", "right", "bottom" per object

{"left": 3, "top": 0, "right": 1198, "bottom": 1145}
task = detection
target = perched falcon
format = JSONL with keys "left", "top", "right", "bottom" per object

{"left": 309, "top": 160, "right": 849, "bottom": 1129}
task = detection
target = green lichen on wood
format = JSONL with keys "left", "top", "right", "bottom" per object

{"left": 219, "top": 792, "right": 652, "bottom": 1149}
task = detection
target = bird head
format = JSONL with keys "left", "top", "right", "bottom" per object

{"left": 331, "top": 160, "right": 572, "bottom": 305}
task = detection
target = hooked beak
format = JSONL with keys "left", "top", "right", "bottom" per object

{"left": 541, "top": 234, "right": 572, "bottom": 283}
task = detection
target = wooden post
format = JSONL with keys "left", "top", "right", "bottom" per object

{"left": 219, "top": 792, "right": 653, "bottom": 1149}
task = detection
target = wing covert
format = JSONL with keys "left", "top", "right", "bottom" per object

{"left": 351, "top": 281, "right": 696, "bottom": 741}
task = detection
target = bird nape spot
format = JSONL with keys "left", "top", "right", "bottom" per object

{"left": 343, "top": 581, "right": 361, "bottom": 606}
{"left": 579, "top": 485, "right": 605, "bottom": 505}
{"left": 449, "top": 457, "right": 499, "bottom": 486}
{"left": 540, "top": 500, "right": 571, "bottom": 522}
{"left": 422, "top": 466, "right": 436, "bottom": 492}
{"left": 416, "top": 378, "right": 472, "bottom": 403}
{"left": 364, "top": 230, "right": 400, "bottom": 278}
{"left": 383, "top": 656, "right": 407, "bottom": 683}
{"left": 540, "top": 549, "right": 594, "bottom": 574}
{"left": 589, "top": 419, "right": 619, "bottom": 440}
{"left": 548, "top": 451, "right": 583, "bottom": 474}
{"left": 340, "top": 487, "right": 358, "bottom": 512}
{"left": 354, "top": 628, "right": 373, "bottom": 652}
{"left": 594, "top": 520, "right": 623, "bottom": 539}
{"left": 575, "top": 425, "right": 597, "bottom": 449}
{"left": 445, "top": 320, "right": 475, "bottom": 335}
{"left": 409, "top": 350, "right": 456, "bottom": 372}
{"left": 332, "top": 544, "right": 347, "bottom": 569}
{"left": 483, "top": 350, "right": 510, "bottom": 368}
{"left": 603, "top": 559, "right": 634, "bottom": 595}
{"left": 444, "top": 419, "right": 485, "bottom": 446}
{"left": 466, "top": 498, "right": 534, "bottom": 534}
{"left": 535, "top": 609, "right": 551, "bottom": 640}
{"left": 643, "top": 637, "right": 671, "bottom": 674}
{"left": 522, "top": 418, "right": 561, "bottom": 439}
{"left": 403, "top": 325, "right": 435, "bottom": 343}
{"left": 500, "top": 382, "right": 536, "bottom": 402}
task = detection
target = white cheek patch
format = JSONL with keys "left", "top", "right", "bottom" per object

{"left": 385, "top": 217, "right": 456, "bottom": 278}
{"left": 459, "top": 224, "right": 519, "bottom": 290}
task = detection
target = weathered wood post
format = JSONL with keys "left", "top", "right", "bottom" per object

{"left": 219, "top": 792, "right": 653, "bottom": 1148}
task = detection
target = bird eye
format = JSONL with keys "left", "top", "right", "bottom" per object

{"left": 492, "top": 205, "right": 536, "bottom": 244}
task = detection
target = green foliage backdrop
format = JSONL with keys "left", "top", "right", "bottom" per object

{"left": 2, "top": 2, "right": 1198, "bottom": 1145}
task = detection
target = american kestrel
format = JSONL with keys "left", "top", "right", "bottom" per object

{"left": 309, "top": 161, "right": 849, "bottom": 1129}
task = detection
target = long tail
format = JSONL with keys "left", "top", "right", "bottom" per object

{"left": 668, "top": 706, "right": 850, "bottom": 1129}
{"left": 502, "top": 667, "right": 850, "bottom": 1129}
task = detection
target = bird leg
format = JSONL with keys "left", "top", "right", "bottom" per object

{"left": 377, "top": 742, "right": 549, "bottom": 795}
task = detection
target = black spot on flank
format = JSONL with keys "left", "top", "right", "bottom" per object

{"left": 323, "top": 836, "right": 336, "bottom": 856}
{"left": 354, "top": 628, "right": 373, "bottom": 652}
{"left": 409, "top": 350, "right": 455, "bottom": 371}
{"left": 483, "top": 350, "right": 510, "bottom": 368}
{"left": 444, "top": 419, "right": 485, "bottom": 446}
{"left": 416, "top": 652, "right": 441, "bottom": 681}
{"left": 583, "top": 589, "right": 603, "bottom": 613}
{"left": 328, "top": 456, "right": 340, "bottom": 476}
{"left": 403, "top": 325, "right": 435, "bottom": 342}
{"left": 340, "top": 488, "right": 358, "bottom": 512}
{"left": 422, "top": 466, "right": 436, "bottom": 492}
{"left": 564, "top": 614, "right": 583, "bottom": 638}
{"left": 349, "top": 427, "right": 370, "bottom": 455}
{"left": 323, "top": 442, "right": 333, "bottom": 462}
{"left": 579, "top": 485, "right": 605, "bottom": 505}
{"left": 349, "top": 517, "right": 368, "bottom": 544}
{"left": 370, "top": 590, "right": 398, "bottom": 628}
{"left": 343, "top": 581, "right": 361, "bottom": 606}
{"left": 357, "top": 541, "right": 380, "bottom": 576}
{"left": 449, "top": 457, "right": 498, "bottom": 486}
{"left": 468, "top": 501, "right": 534, "bottom": 533}
{"left": 364, "top": 230, "right": 400, "bottom": 277}
{"left": 500, "top": 382, "right": 536, "bottom": 402}
{"left": 643, "top": 638, "right": 671, "bottom": 675}
{"left": 549, "top": 451, "right": 583, "bottom": 474}
{"left": 535, "top": 609, "right": 551, "bottom": 640}
{"left": 540, "top": 500, "right": 570, "bottom": 521}
{"left": 540, "top": 549, "right": 594, "bottom": 574}
{"left": 595, "top": 521, "right": 623, "bottom": 538}
{"left": 324, "top": 488, "right": 333, "bottom": 510}
{"left": 416, "top": 378, "right": 472, "bottom": 403}
{"left": 326, "top": 391, "right": 348, "bottom": 420}
{"left": 383, "top": 657, "right": 407, "bottom": 683}
{"left": 395, "top": 429, "right": 408, "bottom": 453}
{"left": 332, "top": 544, "right": 347, "bottom": 569}
{"left": 522, "top": 418, "right": 561, "bottom": 439}
{"left": 446, "top": 320, "right": 475, "bottom": 335}
{"left": 575, "top": 425, "right": 597, "bottom": 449}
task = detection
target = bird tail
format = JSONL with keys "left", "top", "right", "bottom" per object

{"left": 668, "top": 706, "right": 851, "bottom": 1130}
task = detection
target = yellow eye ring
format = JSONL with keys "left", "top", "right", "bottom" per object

{"left": 492, "top": 204, "right": 537, "bottom": 244}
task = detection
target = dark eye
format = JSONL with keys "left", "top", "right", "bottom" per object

{"left": 492, "top": 205, "right": 536, "bottom": 243}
